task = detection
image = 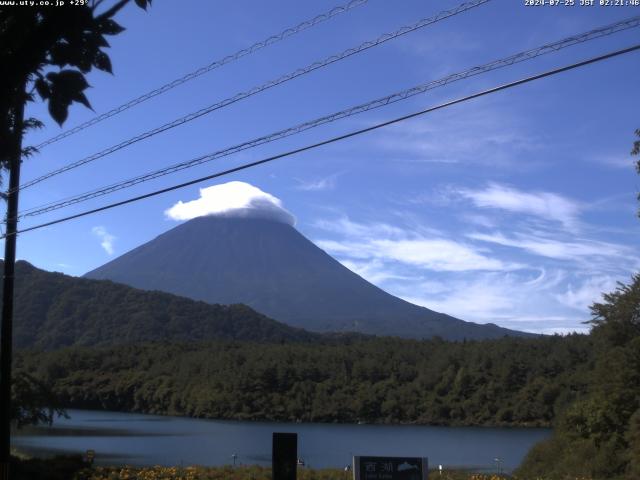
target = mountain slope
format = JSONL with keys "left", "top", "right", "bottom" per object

{"left": 2, "top": 260, "right": 318, "bottom": 350}
{"left": 85, "top": 215, "right": 530, "bottom": 340}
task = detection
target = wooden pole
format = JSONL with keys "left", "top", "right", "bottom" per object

{"left": 0, "top": 80, "right": 25, "bottom": 480}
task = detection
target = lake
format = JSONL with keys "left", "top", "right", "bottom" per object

{"left": 12, "top": 409, "right": 551, "bottom": 472}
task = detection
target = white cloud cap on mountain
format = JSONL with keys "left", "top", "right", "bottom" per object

{"left": 165, "top": 181, "right": 295, "bottom": 225}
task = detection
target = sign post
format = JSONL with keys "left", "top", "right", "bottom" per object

{"left": 272, "top": 432, "right": 297, "bottom": 480}
{"left": 353, "top": 456, "right": 428, "bottom": 480}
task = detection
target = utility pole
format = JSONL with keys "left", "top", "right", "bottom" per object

{"left": 0, "top": 80, "right": 25, "bottom": 480}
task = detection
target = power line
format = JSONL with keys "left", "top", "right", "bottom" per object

{"left": 18, "top": 0, "right": 492, "bottom": 192}
{"left": 33, "top": 0, "right": 370, "bottom": 150}
{"left": 6, "top": 43, "right": 639, "bottom": 239}
{"left": 17, "top": 14, "right": 639, "bottom": 216}
{"left": 17, "top": 15, "right": 640, "bottom": 219}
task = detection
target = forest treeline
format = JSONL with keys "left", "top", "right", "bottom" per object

{"left": 16, "top": 333, "right": 592, "bottom": 427}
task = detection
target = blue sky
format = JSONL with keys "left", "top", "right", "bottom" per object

{"left": 5, "top": 0, "right": 640, "bottom": 334}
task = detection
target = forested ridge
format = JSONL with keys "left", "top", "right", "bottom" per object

{"left": 16, "top": 334, "right": 592, "bottom": 427}
{"left": 2, "top": 260, "right": 322, "bottom": 349}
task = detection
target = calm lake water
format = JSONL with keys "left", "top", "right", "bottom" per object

{"left": 12, "top": 409, "right": 551, "bottom": 472}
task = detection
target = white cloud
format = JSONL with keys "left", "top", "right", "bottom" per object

{"left": 92, "top": 226, "right": 115, "bottom": 255}
{"left": 339, "top": 259, "right": 413, "bottom": 284}
{"left": 536, "top": 326, "right": 591, "bottom": 335}
{"left": 370, "top": 238, "right": 509, "bottom": 272}
{"left": 403, "top": 287, "right": 515, "bottom": 322}
{"left": 399, "top": 275, "right": 516, "bottom": 321}
{"left": 460, "top": 213, "right": 497, "bottom": 229}
{"left": 308, "top": 207, "right": 638, "bottom": 334}
{"left": 469, "top": 231, "right": 635, "bottom": 264}
{"left": 294, "top": 174, "right": 339, "bottom": 192}
{"left": 165, "top": 181, "right": 295, "bottom": 225}
{"left": 556, "top": 276, "right": 619, "bottom": 312}
{"left": 394, "top": 270, "right": 592, "bottom": 334}
{"left": 456, "top": 183, "right": 581, "bottom": 229}
{"left": 593, "top": 154, "right": 636, "bottom": 169}
{"left": 374, "top": 106, "right": 537, "bottom": 167}
{"left": 315, "top": 217, "right": 517, "bottom": 273}
{"left": 314, "top": 217, "right": 409, "bottom": 239}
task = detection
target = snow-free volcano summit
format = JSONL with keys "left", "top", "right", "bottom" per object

{"left": 85, "top": 182, "right": 529, "bottom": 340}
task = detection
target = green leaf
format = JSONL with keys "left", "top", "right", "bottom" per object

{"left": 53, "top": 70, "right": 90, "bottom": 93}
{"left": 77, "top": 48, "right": 94, "bottom": 73}
{"left": 49, "top": 42, "right": 75, "bottom": 67}
{"left": 92, "top": 32, "right": 110, "bottom": 48}
{"left": 22, "top": 146, "right": 39, "bottom": 158}
{"left": 34, "top": 78, "right": 51, "bottom": 100}
{"left": 73, "top": 91, "right": 93, "bottom": 110}
{"left": 48, "top": 99, "right": 68, "bottom": 126}
{"left": 24, "top": 118, "right": 45, "bottom": 130}
{"left": 134, "top": 0, "right": 150, "bottom": 10}
{"left": 98, "top": 18, "right": 125, "bottom": 35}
{"left": 93, "top": 51, "right": 113, "bottom": 74}
{"left": 45, "top": 70, "right": 92, "bottom": 123}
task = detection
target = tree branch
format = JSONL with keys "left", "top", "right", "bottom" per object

{"left": 96, "top": 0, "right": 130, "bottom": 20}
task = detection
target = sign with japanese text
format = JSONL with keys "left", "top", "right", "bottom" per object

{"left": 353, "top": 456, "right": 428, "bottom": 480}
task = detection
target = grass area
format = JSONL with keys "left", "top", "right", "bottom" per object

{"left": 9, "top": 456, "right": 595, "bottom": 480}
{"left": 11, "top": 454, "right": 87, "bottom": 480}
{"left": 78, "top": 467, "right": 600, "bottom": 480}
{"left": 76, "top": 466, "right": 510, "bottom": 480}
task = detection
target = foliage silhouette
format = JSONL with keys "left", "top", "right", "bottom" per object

{"left": 1, "top": 0, "right": 151, "bottom": 429}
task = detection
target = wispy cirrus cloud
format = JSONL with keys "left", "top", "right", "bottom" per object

{"left": 314, "top": 217, "right": 417, "bottom": 239}
{"left": 306, "top": 176, "right": 637, "bottom": 334}
{"left": 339, "top": 258, "right": 413, "bottom": 284}
{"left": 315, "top": 217, "right": 519, "bottom": 273}
{"left": 373, "top": 105, "right": 538, "bottom": 167}
{"left": 455, "top": 183, "right": 582, "bottom": 230}
{"left": 555, "top": 276, "right": 619, "bottom": 312}
{"left": 468, "top": 230, "right": 637, "bottom": 266}
{"left": 320, "top": 238, "right": 513, "bottom": 272}
{"left": 313, "top": 220, "right": 574, "bottom": 330}
{"left": 393, "top": 269, "right": 592, "bottom": 334}
{"left": 592, "top": 154, "right": 637, "bottom": 170}
{"left": 293, "top": 173, "right": 342, "bottom": 192}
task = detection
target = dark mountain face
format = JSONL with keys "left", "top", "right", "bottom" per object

{"left": 2, "top": 260, "right": 319, "bottom": 350}
{"left": 85, "top": 215, "right": 532, "bottom": 340}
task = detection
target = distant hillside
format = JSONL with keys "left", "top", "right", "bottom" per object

{"left": 2, "top": 260, "right": 318, "bottom": 350}
{"left": 85, "top": 215, "right": 532, "bottom": 340}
